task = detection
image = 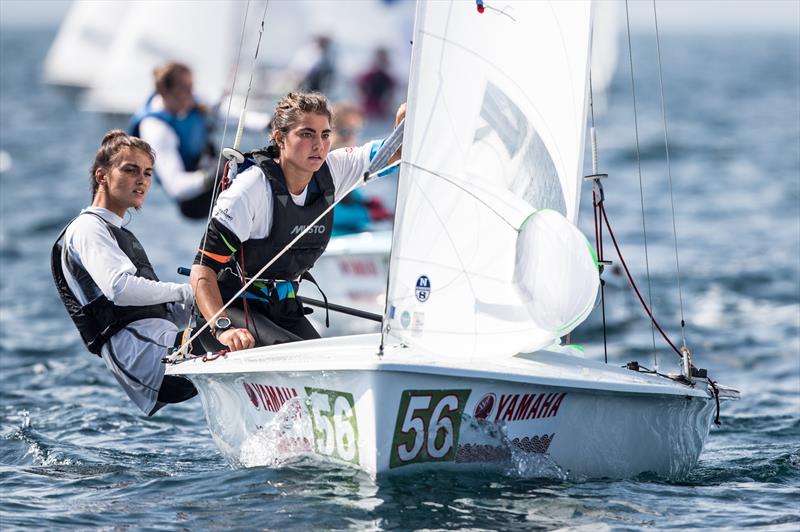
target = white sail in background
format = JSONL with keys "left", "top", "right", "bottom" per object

{"left": 43, "top": 1, "right": 130, "bottom": 88}
{"left": 385, "top": 0, "right": 599, "bottom": 359}
{"left": 82, "top": 1, "right": 240, "bottom": 114}
{"left": 45, "top": 1, "right": 415, "bottom": 115}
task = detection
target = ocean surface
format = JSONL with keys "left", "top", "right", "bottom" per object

{"left": 1, "top": 26, "right": 798, "bottom": 530}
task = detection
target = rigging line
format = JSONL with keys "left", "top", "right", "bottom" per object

{"left": 588, "top": 71, "right": 609, "bottom": 364}
{"left": 652, "top": 0, "right": 687, "bottom": 348}
{"left": 234, "top": 0, "right": 271, "bottom": 150}
{"left": 170, "top": 160, "right": 402, "bottom": 360}
{"left": 600, "top": 203, "right": 683, "bottom": 360}
{"left": 189, "top": 0, "right": 268, "bottom": 332}
{"left": 624, "top": 0, "right": 659, "bottom": 370}
{"left": 200, "top": 0, "right": 255, "bottom": 247}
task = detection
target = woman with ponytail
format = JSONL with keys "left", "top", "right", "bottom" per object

{"left": 51, "top": 130, "right": 197, "bottom": 416}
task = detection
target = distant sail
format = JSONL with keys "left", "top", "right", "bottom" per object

{"left": 43, "top": 1, "right": 130, "bottom": 88}
{"left": 384, "top": 0, "right": 599, "bottom": 359}
{"left": 82, "top": 1, "right": 239, "bottom": 114}
{"left": 44, "top": 0, "right": 416, "bottom": 115}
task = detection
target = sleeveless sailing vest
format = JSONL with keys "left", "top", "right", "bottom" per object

{"left": 51, "top": 213, "right": 169, "bottom": 355}
{"left": 128, "top": 93, "right": 209, "bottom": 174}
{"left": 239, "top": 153, "right": 335, "bottom": 281}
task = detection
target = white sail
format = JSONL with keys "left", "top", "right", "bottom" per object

{"left": 82, "top": 1, "right": 240, "bottom": 114}
{"left": 42, "top": 1, "right": 130, "bottom": 88}
{"left": 384, "top": 0, "right": 599, "bottom": 359}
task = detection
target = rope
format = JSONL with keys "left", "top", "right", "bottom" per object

{"left": 599, "top": 202, "right": 682, "bottom": 360}
{"left": 624, "top": 0, "right": 659, "bottom": 369}
{"left": 182, "top": 0, "right": 271, "bottom": 348}
{"left": 588, "top": 72, "right": 609, "bottom": 364}
{"left": 188, "top": 0, "right": 256, "bottom": 328}
{"left": 652, "top": 0, "right": 688, "bottom": 348}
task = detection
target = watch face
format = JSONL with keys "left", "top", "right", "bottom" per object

{"left": 215, "top": 316, "right": 232, "bottom": 330}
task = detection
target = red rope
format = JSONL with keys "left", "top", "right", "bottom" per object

{"left": 222, "top": 159, "right": 250, "bottom": 330}
{"left": 592, "top": 190, "right": 601, "bottom": 261}
{"left": 599, "top": 203, "right": 682, "bottom": 359}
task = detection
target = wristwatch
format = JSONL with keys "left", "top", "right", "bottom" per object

{"left": 212, "top": 316, "right": 233, "bottom": 338}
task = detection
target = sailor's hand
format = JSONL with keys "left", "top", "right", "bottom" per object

{"left": 394, "top": 102, "right": 406, "bottom": 127}
{"left": 217, "top": 328, "right": 255, "bottom": 351}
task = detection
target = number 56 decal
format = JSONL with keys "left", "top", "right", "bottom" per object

{"left": 390, "top": 389, "right": 471, "bottom": 468}
{"left": 305, "top": 387, "right": 360, "bottom": 465}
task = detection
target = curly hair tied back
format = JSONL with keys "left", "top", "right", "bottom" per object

{"left": 90, "top": 130, "right": 155, "bottom": 199}
{"left": 269, "top": 91, "right": 332, "bottom": 157}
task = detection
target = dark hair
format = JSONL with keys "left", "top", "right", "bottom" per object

{"left": 153, "top": 62, "right": 191, "bottom": 94}
{"left": 268, "top": 91, "right": 332, "bottom": 157}
{"left": 90, "top": 130, "right": 155, "bottom": 199}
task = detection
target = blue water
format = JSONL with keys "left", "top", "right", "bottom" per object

{"left": 1, "top": 27, "right": 798, "bottom": 530}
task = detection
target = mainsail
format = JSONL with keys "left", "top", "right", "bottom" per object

{"left": 385, "top": 0, "right": 599, "bottom": 359}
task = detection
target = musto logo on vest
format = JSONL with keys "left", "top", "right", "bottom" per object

{"left": 290, "top": 224, "right": 326, "bottom": 235}
{"left": 415, "top": 275, "right": 431, "bottom": 302}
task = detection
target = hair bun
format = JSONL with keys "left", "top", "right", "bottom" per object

{"left": 101, "top": 129, "right": 128, "bottom": 145}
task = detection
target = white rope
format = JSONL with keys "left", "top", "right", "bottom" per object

{"left": 183, "top": 0, "right": 254, "bottom": 334}
{"left": 652, "top": 0, "right": 688, "bottom": 349}
{"left": 624, "top": 0, "right": 659, "bottom": 370}
{"left": 169, "top": 159, "right": 402, "bottom": 361}
{"left": 181, "top": 0, "right": 271, "bottom": 344}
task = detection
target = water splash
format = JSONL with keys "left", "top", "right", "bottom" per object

{"left": 238, "top": 397, "right": 315, "bottom": 468}
{"left": 457, "top": 414, "right": 570, "bottom": 480}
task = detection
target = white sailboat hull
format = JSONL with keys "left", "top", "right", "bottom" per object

{"left": 168, "top": 334, "right": 724, "bottom": 479}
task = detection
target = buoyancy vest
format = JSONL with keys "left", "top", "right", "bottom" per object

{"left": 238, "top": 151, "right": 335, "bottom": 281}
{"left": 51, "top": 212, "right": 169, "bottom": 355}
{"left": 128, "top": 93, "right": 210, "bottom": 174}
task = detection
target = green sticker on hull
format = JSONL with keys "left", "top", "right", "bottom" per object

{"left": 305, "top": 387, "right": 360, "bottom": 465}
{"left": 390, "top": 389, "right": 472, "bottom": 469}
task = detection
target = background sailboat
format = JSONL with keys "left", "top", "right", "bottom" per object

{"left": 43, "top": 0, "right": 415, "bottom": 115}
{"left": 167, "top": 0, "right": 736, "bottom": 479}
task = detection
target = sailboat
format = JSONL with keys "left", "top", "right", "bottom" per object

{"left": 167, "top": 0, "right": 737, "bottom": 478}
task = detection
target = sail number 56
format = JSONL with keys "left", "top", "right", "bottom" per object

{"left": 390, "top": 389, "right": 471, "bottom": 468}
{"left": 305, "top": 387, "right": 360, "bottom": 465}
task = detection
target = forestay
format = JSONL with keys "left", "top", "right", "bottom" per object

{"left": 385, "top": 0, "right": 599, "bottom": 359}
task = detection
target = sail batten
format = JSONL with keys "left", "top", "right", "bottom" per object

{"left": 385, "top": 0, "right": 599, "bottom": 359}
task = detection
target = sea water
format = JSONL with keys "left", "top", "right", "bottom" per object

{"left": 1, "top": 28, "right": 798, "bottom": 530}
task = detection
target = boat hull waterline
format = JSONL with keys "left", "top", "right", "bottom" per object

{"left": 168, "top": 335, "right": 720, "bottom": 479}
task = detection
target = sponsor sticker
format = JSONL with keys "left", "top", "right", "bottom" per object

{"left": 415, "top": 275, "right": 431, "bottom": 302}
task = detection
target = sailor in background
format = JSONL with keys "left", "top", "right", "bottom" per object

{"left": 128, "top": 62, "right": 217, "bottom": 220}
{"left": 191, "top": 92, "right": 404, "bottom": 351}
{"left": 330, "top": 101, "right": 393, "bottom": 235}
{"left": 51, "top": 131, "right": 197, "bottom": 416}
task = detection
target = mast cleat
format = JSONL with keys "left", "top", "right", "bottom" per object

{"left": 222, "top": 147, "right": 245, "bottom": 164}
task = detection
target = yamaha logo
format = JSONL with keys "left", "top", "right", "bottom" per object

{"left": 290, "top": 224, "right": 326, "bottom": 235}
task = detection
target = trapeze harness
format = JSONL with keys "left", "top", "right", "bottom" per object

{"left": 128, "top": 93, "right": 214, "bottom": 219}
{"left": 217, "top": 151, "right": 334, "bottom": 322}
{"left": 51, "top": 212, "right": 169, "bottom": 355}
